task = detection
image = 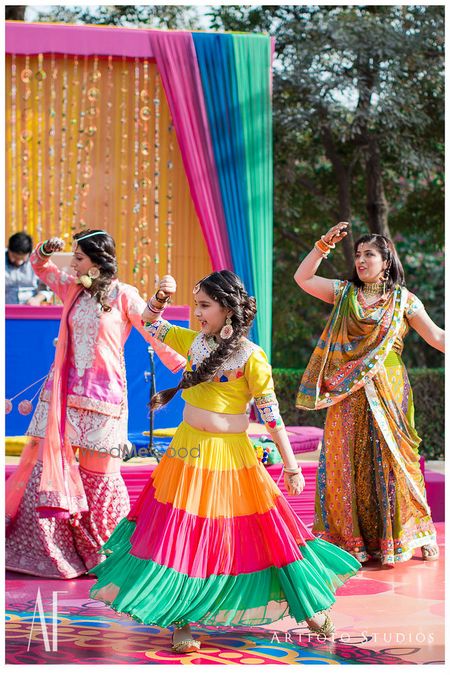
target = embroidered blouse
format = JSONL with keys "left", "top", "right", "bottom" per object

{"left": 31, "top": 246, "right": 158, "bottom": 417}
{"left": 144, "top": 319, "right": 284, "bottom": 431}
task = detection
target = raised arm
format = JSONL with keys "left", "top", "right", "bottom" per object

{"left": 141, "top": 275, "right": 197, "bottom": 358}
{"left": 142, "top": 274, "right": 177, "bottom": 325}
{"left": 30, "top": 237, "right": 75, "bottom": 302}
{"left": 123, "top": 283, "right": 186, "bottom": 373}
{"left": 293, "top": 222, "right": 348, "bottom": 304}
{"left": 408, "top": 307, "right": 445, "bottom": 353}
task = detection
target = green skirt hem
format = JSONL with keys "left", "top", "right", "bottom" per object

{"left": 89, "top": 518, "right": 360, "bottom": 627}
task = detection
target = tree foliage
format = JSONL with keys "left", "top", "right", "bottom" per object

{"left": 25, "top": 4, "right": 444, "bottom": 369}
{"left": 209, "top": 5, "right": 444, "bottom": 368}
{"left": 34, "top": 5, "right": 200, "bottom": 30}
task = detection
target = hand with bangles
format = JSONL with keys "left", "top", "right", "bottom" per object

{"left": 143, "top": 274, "right": 177, "bottom": 321}
{"left": 283, "top": 467, "right": 305, "bottom": 496}
{"left": 41, "top": 237, "right": 65, "bottom": 255}
{"left": 322, "top": 221, "right": 349, "bottom": 247}
{"left": 158, "top": 274, "right": 177, "bottom": 300}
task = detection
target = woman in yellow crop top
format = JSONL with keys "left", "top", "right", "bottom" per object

{"left": 89, "top": 270, "right": 360, "bottom": 653}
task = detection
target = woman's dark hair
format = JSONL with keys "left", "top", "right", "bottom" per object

{"left": 9, "top": 232, "right": 33, "bottom": 254}
{"left": 73, "top": 229, "right": 118, "bottom": 312}
{"left": 350, "top": 234, "right": 405, "bottom": 289}
{"left": 151, "top": 270, "right": 257, "bottom": 410}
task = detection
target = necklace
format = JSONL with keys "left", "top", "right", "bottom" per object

{"left": 205, "top": 335, "right": 219, "bottom": 352}
{"left": 361, "top": 281, "right": 384, "bottom": 300}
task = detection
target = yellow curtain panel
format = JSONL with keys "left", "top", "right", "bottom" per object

{"left": 5, "top": 53, "right": 212, "bottom": 309}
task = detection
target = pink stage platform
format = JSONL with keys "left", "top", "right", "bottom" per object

{"left": 5, "top": 452, "right": 445, "bottom": 665}
{"left": 5, "top": 524, "right": 445, "bottom": 665}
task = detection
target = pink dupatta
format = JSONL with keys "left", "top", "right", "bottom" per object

{"left": 6, "top": 281, "right": 186, "bottom": 526}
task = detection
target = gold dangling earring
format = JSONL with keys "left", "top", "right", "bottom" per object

{"left": 78, "top": 275, "right": 92, "bottom": 288}
{"left": 382, "top": 263, "right": 391, "bottom": 296}
{"left": 77, "top": 266, "right": 100, "bottom": 289}
{"left": 219, "top": 316, "right": 234, "bottom": 340}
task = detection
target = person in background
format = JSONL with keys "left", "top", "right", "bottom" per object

{"left": 5, "top": 232, "right": 52, "bottom": 305}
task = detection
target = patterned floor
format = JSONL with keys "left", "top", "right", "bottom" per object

{"left": 6, "top": 523, "right": 444, "bottom": 665}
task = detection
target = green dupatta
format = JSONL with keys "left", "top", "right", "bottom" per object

{"left": 296, "top": 282, "right": 408, "bottom": 411}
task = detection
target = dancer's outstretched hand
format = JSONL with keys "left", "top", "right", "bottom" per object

{"left": 323, "top": 222, "right": 349, "bottom": 247}
{"left": 159, "top": 275, "right": 177, "bottom": 297}
{"left": 43, "top": 237, "right": 65, "bottom": 254}
{"left": 283, "top": 470, "right": 305, "bottom": 496}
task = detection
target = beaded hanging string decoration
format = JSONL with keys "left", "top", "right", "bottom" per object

{"left": 57, "top": 55, "right": 69, "bottom": 237}
{"left": 79, "top": 54, "right": 93, "bottom": 228}
{"left": 135, "top": 59, "right": 150, "bottom": 291}
{"left": 103, "top": 54, "right": 114, "bottom": 231}
{"left": 10, "top": 54, "right": 18, "bottom": 230}
{"left": 139, "top": 59, "right": 152, "bottom": 287}
{"left": 5, "top": 374, "right": 48, "bottom": 417}
{"left": 153, "top": 71, "right": 161, "bottom": 289}
{"left": 48, "top": 53, "right": 57, "bottom": 228}
{"left": 20, "top": 54, "right": 33, "bottom": 232}
{"left": 166, "top": 119, "right": 174, "bottom": 274}
{"left": 132, "top": 57, "right": 141, "bottom": 286}
{"left": 80, "top": 54, "right": 100, "bottom": 227}
{"left": 35, "top": 53, "right": 46, "bottom": 241}
{"left": 68, "top": 54, "right": 80, "bottom": 233}
{"left": 119, "top": 55, "right": 130, "bottom": 267}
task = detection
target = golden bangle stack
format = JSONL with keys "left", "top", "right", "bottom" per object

{"left": 315, "top": 235, "right": 335, "bottom": 258}
{"left": 315, "top": 240, "right": 330, "bottom": 257}
{"left": 321, "top": 235, "right": 335, "bottom": 249}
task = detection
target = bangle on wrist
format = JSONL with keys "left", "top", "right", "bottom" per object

{"left": 40, "top": 243, "right": 52, "bottom": 257}
{"left": 149, "top": 294, "right": 165, "bottom": 308}
{"left": 155, "top": 289, "right": 171, "bottom": 304}
{"left": 283, "top": 466, "right": 301, "bottom": 474}
{"left": 147, "top": 299, "right": 163, "bottom": 314}
{"left": 314, "top": 241, "right": 329, "bottom": 258}
{"left": 147, "top": 306, "right": 162, "bottom": 315}
{"left": 321, "top": 235, "right": 335, "bottom": 249}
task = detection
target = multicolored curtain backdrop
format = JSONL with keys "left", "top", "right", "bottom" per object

{"left": 5, "top": 22, "right": 273, "bottom": 355}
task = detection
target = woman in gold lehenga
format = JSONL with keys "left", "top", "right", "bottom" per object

{"left": 294, "top": 224, "right": 444, "bottom": 567}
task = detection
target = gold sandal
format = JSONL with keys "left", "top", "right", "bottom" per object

{"left": 306, "top": 612, "right": 335, "bottom": 638}
{"left": 171, "top": 625, "right": 201, "bottom": 653}
{"left": 421, "top": 544, "right": 439, "bottom": 562}
{"left": 171, "top": 637, "right": 201, "bottom": 653}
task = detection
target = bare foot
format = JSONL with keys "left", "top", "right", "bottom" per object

{"left": 421, "top": 544, "right": 439, "bottom": 561}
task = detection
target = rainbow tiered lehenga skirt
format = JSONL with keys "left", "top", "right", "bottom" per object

{"left": 89, "top": 422, "right": 360, "bottom": 626}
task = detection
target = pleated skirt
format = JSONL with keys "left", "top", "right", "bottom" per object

{"left": 89, "top": 421, "right": 360, "bottom": 626}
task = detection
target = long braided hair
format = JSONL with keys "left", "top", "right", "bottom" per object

{"left": 151, "top": 270, "right": 257, "bottom": 410}
{"left": 73, "top": 229, "right": 118, "bottom": 312}
{"left": 350, "top": 234, "right": 405, "bottom": 290}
